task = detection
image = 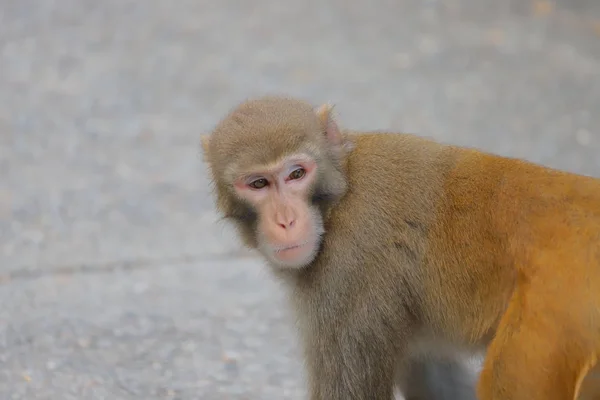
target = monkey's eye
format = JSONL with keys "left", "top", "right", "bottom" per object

{"left": 249, "top": 178, "right": 269, "bottom": 189}
{"left": 288, "top": 168, "right": 306, "bottom": 181}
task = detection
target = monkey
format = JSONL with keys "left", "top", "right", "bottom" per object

{"left": 200, "top": 95, "right": 600, "bottom": 400}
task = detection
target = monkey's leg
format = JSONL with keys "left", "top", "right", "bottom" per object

{"left": 398, "top": 357, "right": 478, "bottom": 400}
{"left": 304, "top": 323, "right": 401, "bottom": 400}
{"left": 306, "top": 343, "right": 398, "bottom": 400}
{"left": 477, "top": 287, "right": 591, "bottom": 400}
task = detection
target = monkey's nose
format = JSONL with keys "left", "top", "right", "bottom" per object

{"left": 278, "top": 219, "right": 296, "bottom": 230}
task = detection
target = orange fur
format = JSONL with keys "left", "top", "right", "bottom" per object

{"left": 422, "top": 147, "right": 600, "bottom": 399}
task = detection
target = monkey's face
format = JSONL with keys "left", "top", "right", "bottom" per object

{"left": 201, "top": 96, "right": 352, "bottom": 270}
{"left": 232, "top": 153, "right": 325, "bottom": 269}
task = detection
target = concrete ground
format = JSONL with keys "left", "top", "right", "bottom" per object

{"left": 1, "top": 0, "right": 599, "bottom": 398}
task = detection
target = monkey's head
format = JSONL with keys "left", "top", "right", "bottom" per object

{"left": 201, "top": 96, "right": 354, "bottom": 269}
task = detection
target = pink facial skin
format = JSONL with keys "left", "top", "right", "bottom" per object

{"left": 233, "top": 154, "right": 324, "bottom": 269}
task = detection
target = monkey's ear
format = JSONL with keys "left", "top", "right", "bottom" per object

{"left": 200, "top": 135, "right": 211, "bottom": 156}
{"left": 316, "top": 103, "right": 343, "bottom": 146}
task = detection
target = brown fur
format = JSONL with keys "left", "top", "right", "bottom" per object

{"left": 201, "top": 95, "right": 600, "bottom": 400}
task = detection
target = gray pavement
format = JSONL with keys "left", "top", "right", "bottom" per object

{"left": 1, "top": 0, "right": 599, "bottom": 398}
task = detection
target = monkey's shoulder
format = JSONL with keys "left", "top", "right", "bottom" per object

{"left": 347, "top": 131, "right": 446, "bottom": 156}
{"left": 323, "top": 133, "right": 450, "bottom": 247}
{"left": 344, "top": 132, "right": 454, "bottom": 200}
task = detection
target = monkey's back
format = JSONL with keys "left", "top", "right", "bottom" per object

{"left": 315, "top": 132, "right": 512, "bottom": 344}
{"left": 490, "top": 156, "right": 600, "bottom": 346}
{"left": 318, "top": 132, "right": 600, "bottom": 347}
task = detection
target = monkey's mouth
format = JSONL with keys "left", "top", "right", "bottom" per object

{"left": 274, "top": 241, "right": 309, "bottom": 253}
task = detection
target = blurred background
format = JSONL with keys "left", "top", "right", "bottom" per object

{"left": 1, "top": 0, "right": 599, "bottom": 398}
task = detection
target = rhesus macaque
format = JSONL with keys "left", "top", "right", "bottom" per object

{"left": 200, "top": 96, "right": 600, "bottom": 400}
